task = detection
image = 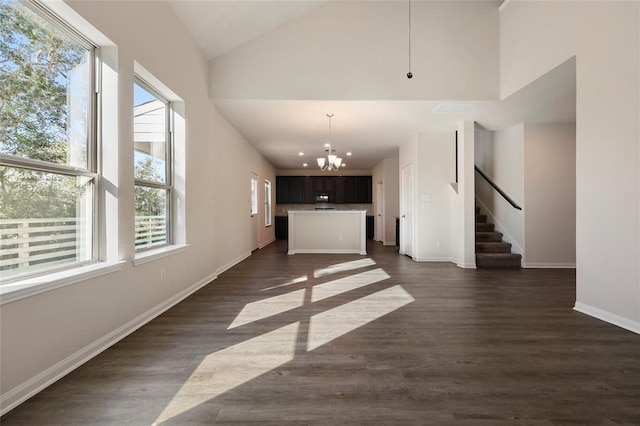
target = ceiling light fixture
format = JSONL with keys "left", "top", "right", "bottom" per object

{"left": 317, "top": 113, "right": 343, "bottom": 171}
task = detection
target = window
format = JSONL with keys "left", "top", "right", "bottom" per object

{"left": 0, "top": 0, "right": 96, "bottom": 281}
{"left": 265, "top": 180, "right": 272, "bottom": 226}
{"left": 251, "top": 176, "right": 258, "bottom": 216}
{"left": 133, "top": 78, "right": 172, "bottom": 251}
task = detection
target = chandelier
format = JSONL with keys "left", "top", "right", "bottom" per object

{"left": 316, "top": 113, "right": 343, "bottom": 171}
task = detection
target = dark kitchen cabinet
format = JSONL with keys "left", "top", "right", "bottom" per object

{"left": 276, "top": 175, "right": 371, "bottom": 204}
{"left": 314, "top": 176, "right": 336, "bottom": 192}
{"left": 357, "top": 176, "right": 373, "bottom": 203}
{"left": 337, "top": 176, "right": 372, "bottom": 203}
{"left": 276, "top": 176, "right": 313, "bottom": 204}
{"left": 275, "top": 216, "right": 288, "bottom": 240}
{"left": 366, "top": 216, "right": 374, "bottom": 240}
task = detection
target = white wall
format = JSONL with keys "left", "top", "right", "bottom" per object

{"left": 0, "top": 0, "right": 274, "bottom": 412}
{"left": 450, "top": 122, "right": 476, "bottom": 268}
{"left": 474, "top": 124, "right": 525, "bottom": 254}
{"left": 414, "top": 132, "right": 455, "bottom": 261}
{"left": 372, "top": 156, "right": 400, "bottom": 246}
{"left": 213, "top": 107, "right": 276, "bottom": 270}
{"left": 382, "top": 157, "right": 400, "bottom": 246}
{"left": 501, "top": 1, "right": 640, "bottom": 330}
{"left": 372, "top": 160, "right": 385, "bottom": 242}
{"left": 523, "top": 123, "right": 576, "bottom": 267}
{"left": 210, "top": 1, "right": 499, "bottom": 101}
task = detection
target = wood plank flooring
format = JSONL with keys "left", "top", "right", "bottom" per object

{"left": 2, "top": 241, "right": 640, "bottom": 425}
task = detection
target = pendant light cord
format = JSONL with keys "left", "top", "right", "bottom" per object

{"left": 407, "top": 1, "right": 413, "bottom": 79}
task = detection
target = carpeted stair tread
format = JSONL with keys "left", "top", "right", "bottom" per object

{"left": 476, "top": 242, "right": 512, "bottom": 253}
{"left": 475, "top": 231, "right": 503, "bottom": 242}
{"left": 476, "top": 253, "right": 522, "bottom": 269}
{"left": 475, "top": 206, "right": 521, "bottom": 269}
{"left": 475, "top": 223, "right": 494, "bottom": 232}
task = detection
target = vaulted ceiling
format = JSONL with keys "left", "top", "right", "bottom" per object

{"left": 167, "top": 1, "right": 575, "bottom": 171}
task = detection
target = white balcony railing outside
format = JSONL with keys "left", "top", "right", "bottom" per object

{"left": 0, "top": 216, "right": 166, "bottom": 280}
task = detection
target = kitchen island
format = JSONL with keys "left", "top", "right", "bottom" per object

{"left": 287, "top": 210, "right": 367, "bottom": 255}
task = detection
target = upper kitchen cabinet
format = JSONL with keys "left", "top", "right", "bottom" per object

{"left": 276, "top": 175, "right": 371, "bottom": 204}
{"left": 314, "top": 176, "right": 336, "bottom": 193}
{"left": 276, "top": 176, "right": 313, "bottom": 204}
{"left": 336, "top": 176, "right": 372, "bottom": 203}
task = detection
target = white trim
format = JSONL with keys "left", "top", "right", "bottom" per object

{"left": 133, "top": 244, "right": 189, "bottom": 266}
{"left": 215, "top": 252, "right": 251, "bottom": 276}
{"left": 574, "top": 302, "right": 640, "bottom": 335}
{"left": 456, "top": 261, "right": 477, "bottom": 269}
{"left": 414, "top": 257, "right": 454, "bottom": 262}
{"left": 0, "top": 261, "right": 125, "bottom": 305}
{"left": 0, "top": 272, "right": 216, "bottom": 416}
{"left": 383, "top": 241, "right": 396, "bottom": 246}
{"left": 259, "top": 238, "right": 276, "bottom": 250}
{"left": 523, "top": 263, "right": 576, "bottom": 269}
{"left": 288, "top": 249, "right": 366, "bottom": 255}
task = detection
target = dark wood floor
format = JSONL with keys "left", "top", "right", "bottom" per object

{"left": 3, "top": 241, "right": 640, "bottom": 425}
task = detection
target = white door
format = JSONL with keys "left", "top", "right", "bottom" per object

{"left": 375, "top": 182, "right": 384, "bottom": 242}
{"left": 401, "top": 164, "right": 414, "bottom": 258}
{"left": 250, "top": 173, "right": 259, "bottom": 251}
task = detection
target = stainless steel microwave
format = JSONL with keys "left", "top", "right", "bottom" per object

{"left": 315, "top": 192, "right": 334, "bottom": 203}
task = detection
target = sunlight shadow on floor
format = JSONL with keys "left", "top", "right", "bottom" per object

{"left": 261, "top": 275, "right": 308, "bottom": 292}
{"left": 228, "top": 289, "right": 305, "bottom": 329}
{"left": 307, "top": 285, "right": 414, "bottom": 352}
{"left": 153, "top": 322, "right": 299, "bottom": 425}
{"left": 313, "top": 258, "right": 376, "bottom": 278}
{"left": 311, "top": 268, "right": 390, "bottom": 303}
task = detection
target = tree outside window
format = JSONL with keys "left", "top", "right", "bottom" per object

{"left": 0, "top": 0, "right": 96, "bottom": 280}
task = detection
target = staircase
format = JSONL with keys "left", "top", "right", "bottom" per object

{"left": 475, "top": 206, "right": 521, "bottom": 269}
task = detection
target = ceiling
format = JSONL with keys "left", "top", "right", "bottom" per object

{"left": 167, "top": 1, "right": 576, "bottom": 171}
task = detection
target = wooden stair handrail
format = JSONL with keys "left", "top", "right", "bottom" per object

{"left": 474, "top": 166, "right": 522, "bottom": 211}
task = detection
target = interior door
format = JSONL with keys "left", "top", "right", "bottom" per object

{"left": 250, "top": 173, "right": 259, "bottom": 251}
{"left": 375, "top": 182, "right": 383, "bottom": 242}
{"left": 401, "top": 164, "right": 414, "bottom": 258}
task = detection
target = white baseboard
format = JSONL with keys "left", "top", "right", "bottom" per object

{"left": 456, "top": 261, "right": 477, "bottom": 269}
{"left": 383, "top": 241, "right": 397, "bottom": 246}
{"left": 523, "top": 263, "right": 576, "bottom": 269}
{"left": 574, "top": 302, "right": 640, "bottom": 335}
{"left": 414, "top": 256, "right": 453, "bottom": 262}
{"left": 215, "top": 252, "right": 251, "bottom": 276}
{"left": 0, "top": 272, "right": 217, "bottom": 416}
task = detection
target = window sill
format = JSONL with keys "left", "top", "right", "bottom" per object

{"left": 133, "top": 244, "right": 189, "bottom": 266}
{"left": 0, "top": 261, "right": 126, "bottom": 305}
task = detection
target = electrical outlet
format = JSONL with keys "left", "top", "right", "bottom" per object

{"left": 436, "top": 240, "right": 441, "bottom": 249}
{"left": 338, "top": 235, "right": 343, "bottom": 241}
{"left": 160, "top": 268, "right": 166, "bottom": 281}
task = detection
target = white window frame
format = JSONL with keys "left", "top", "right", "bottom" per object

{"left": 133, "top": 76, "right": 173, "bottom": 252}
{"left": 0, "top": 0, "right": 99, "bottom": 283}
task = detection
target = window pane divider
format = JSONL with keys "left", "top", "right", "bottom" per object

{"left": 0, "top": 154, "right": 96, "bottom": 178}
{"left": 134, "top": 179, "right": 171, "bottom": 190}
